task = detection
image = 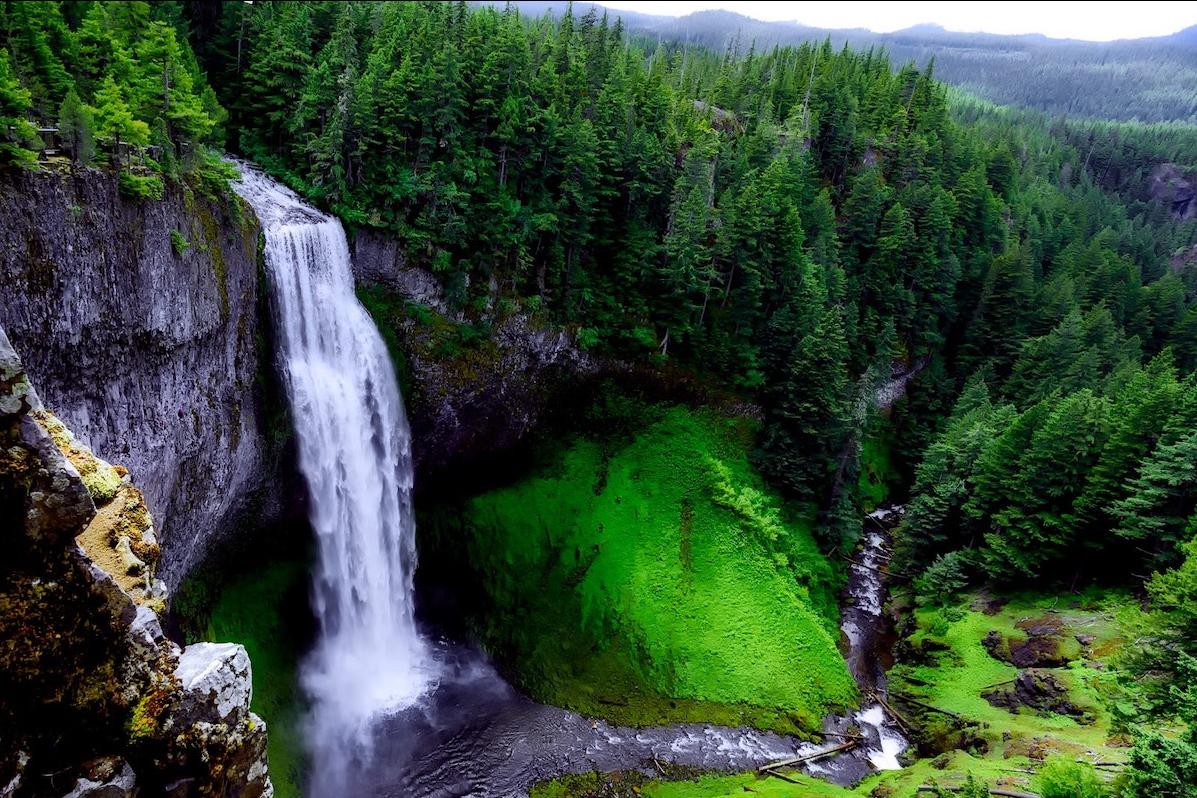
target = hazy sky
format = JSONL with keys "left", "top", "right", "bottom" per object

{"left": 594, "top": 1, "right": 1197, "bottom": 41}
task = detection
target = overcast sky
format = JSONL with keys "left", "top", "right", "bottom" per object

{"left": 594, "top": 1, "right": 1197, "bottom": 41}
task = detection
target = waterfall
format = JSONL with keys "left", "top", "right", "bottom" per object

{"left": 232, "top": 165, "right": 436, "bottom": 794}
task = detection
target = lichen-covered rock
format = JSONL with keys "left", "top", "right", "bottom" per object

{"left": 0, "top": 168, "right": 282, "bottom": 588}
{"left": 61, "top": 758, "right": 137, "bottom": 798}
{"left": 175, "top": 644, "right": 253, "bottom": 726}
{"left": 0, "top": 324, "right": 271, "bottom": 798}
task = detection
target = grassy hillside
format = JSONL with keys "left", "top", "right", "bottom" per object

{"left": 427, "top": 406, "right": 857, "bottom": 733}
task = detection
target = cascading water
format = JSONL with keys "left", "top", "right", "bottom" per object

{"left": 804, "top": 504, "right": 909, "bottom": 782}
{"left": 232, "top": 164, "right": 436, "bottom": 795}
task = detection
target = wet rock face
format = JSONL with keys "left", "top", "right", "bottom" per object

{"left": 351, "top": 229, "right": 598, "bottom": 482}
{"left": 0, "top": 169, "right": 278, "bottom": 588}
{"left": 0, "top": 325, "right": 270, "bottom": 798}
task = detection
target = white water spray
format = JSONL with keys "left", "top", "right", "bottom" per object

{"left": 233, "top": 165, "right": 436, "bottom": 794}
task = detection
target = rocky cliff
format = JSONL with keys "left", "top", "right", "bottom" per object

{"left": 0, "top": 167, "right": 597, "bottom": 590}
{"left": 0, "top": 169, "right": 281, "bottom": 588}
{"left": 351, "top": 230, "right": 598, "bottom": 482}
{"left": 0, "top": 324, "right": 271, "bottom": 798}
{"left": 1148, "top": 162, "right": 1197, "bottom": 220}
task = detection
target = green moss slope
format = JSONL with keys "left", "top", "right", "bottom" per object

{"left": 443, "top": 407, "right": 856, "bottom": 732}
{"left": 192, "top": 560, "right": 309, "bottom": 798}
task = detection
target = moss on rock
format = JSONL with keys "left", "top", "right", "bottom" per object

{"left": 36, "top": 409, "right": 124, "bottom": 504}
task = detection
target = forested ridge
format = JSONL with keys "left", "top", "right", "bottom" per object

{"left": 3, "top": 1, "right": 1197, "bottom": 793}
{"left": 509, "top": 3, "right": 1197, "bottom": 125}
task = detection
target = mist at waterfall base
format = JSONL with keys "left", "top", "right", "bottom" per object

{"left": 233, "top": 165, "right": 439, "bottom": 796}
{"left": 233, "top": 162, "right": 907, "bottom": 797}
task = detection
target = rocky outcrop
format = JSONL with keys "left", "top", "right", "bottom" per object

{"left": 0, "top": 168, "right": 283, "bottom": 588}
{"left": 0, "top": 325, "right": 271, "bottom": 798}
{"left": 981, "top": 669, "right": 1086, "bottom": 719}
{"left": 981, "top": 616, "right": 1074, "bottom": 669}
{"left": 1147, "top": 162, "right": 1197, "bottom": 220}
{"left": 351, "top": 230, "right": 598, "bottom": 481}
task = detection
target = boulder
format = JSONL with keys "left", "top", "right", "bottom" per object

{"left": 982, "top": 669, "right": 1085, "bottom": 718}
{"left": 175, "top": 643, "right": 254, "bottom": 726}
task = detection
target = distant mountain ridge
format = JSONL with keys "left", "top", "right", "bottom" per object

{"left": 493, "top": 2, "right": 1197, "bottom": 123}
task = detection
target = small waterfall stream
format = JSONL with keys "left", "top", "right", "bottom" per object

{"left": 822, "top": 505, "right": 910, "bottom": 777}
{"left": 232, "top": 165, "right": 438, "bottom": 796}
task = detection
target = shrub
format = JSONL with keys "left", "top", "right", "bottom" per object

{"left": 170, "top": 229, "right": 190, "bottom": 257}
{"left": 915, "top": 549, "right": 973, "bottom": 606}
{"left": 1034, "top": 755, "right": 1106, "bottom": 798}
{"left": 118, "top": 172, "right": 164, "bottom": 201}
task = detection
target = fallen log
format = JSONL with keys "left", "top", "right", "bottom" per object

{"left": 757, "top": 740, "right": 857, "bottom": 772}
{"left": 762, "top": 769, "right": 801, "bottom": 784}
{"left": 869, "top": 690, "right": 914, "bottom": 732}
{"left": 980, "top": 678, "right": 1017, "bottom": 691}
{"left": 893, "top": 694, "right": 964, "bottom": 720}
{"left": 840, "top": 554, "right": 914, "bottom": 580}
{"left": 917, "top": 786, "right": 1041, "bottom": 798}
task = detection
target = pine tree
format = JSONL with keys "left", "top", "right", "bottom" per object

{"left": 93, "top": 74, "right": 149, "bottom": 166}
{"left": 1113, "top": 430, "right": 1197, "bottom": 566}
{"left": 133, "top": 21, "right": 214, "bottom": 144}
{"left": 756, "top": 260, "right": 851, "bottom": 497}
{"left": 57, "top": 88, "right": 96, "bottom": 168}
{"left": 984, "top": 390, "right": 1109, "bottom": 580}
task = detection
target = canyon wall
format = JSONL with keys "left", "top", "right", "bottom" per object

{"left": 0, "top": 169, "right": 280, "bottom": 587}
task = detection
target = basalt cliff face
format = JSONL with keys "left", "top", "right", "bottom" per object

{"left": 0, "top": 168, "right": 594, "bottom": 589}
{"left": 0, "top": 169, "right": 281, "bottom": 588}
{"left": 0, "top": 324, "right": 271, "bottom": 798}
{"left": 351, "top": 230, "right": 597, "bottom": 483}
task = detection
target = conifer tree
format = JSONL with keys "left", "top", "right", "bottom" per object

{"left": 57, "top": 87, "right": 95, "bottom": 169}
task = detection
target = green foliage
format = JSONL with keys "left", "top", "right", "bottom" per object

{"left": 169, "top": 229, "right": 189, "bottom": 256}
{"left": 0, "top": 49, "right": 37, "bottom": 167}
{"left": 900, "top": 355, "right": 1197, "bottom": 585}
{"left": 57, "top": 87, "right": 95, "bottom": 166}
{"left": 426, "top": 407, "right": 856, "bottom": 732}
{"left": 961, "top": 775, "right": 988, "bottom": 798}
{"left": 1113, "top": 432, "right": 1197, "bottom": 565}
{"left": 914, "top": 550, "right": 973, "bottom": 606}
{"left": 117, "top": 170, "right": 163, "bottom": 200}
{"left": 1033, "top": 756, "right": 1106, "bottom": 798}
{"left": 165, "top": 0, "right": 1197, "bottom": 547}
{"left": 1123, "top": 726, "right": 1197, "bottom": 798}
{"left": 0, "top": 0, "right": 223, "bottom": 184}
{"left": 93, "top": 74, "right": 149, "bottom": 152}
{"left": 1120, "top": 541, "right": 1197, "bottom": 720}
